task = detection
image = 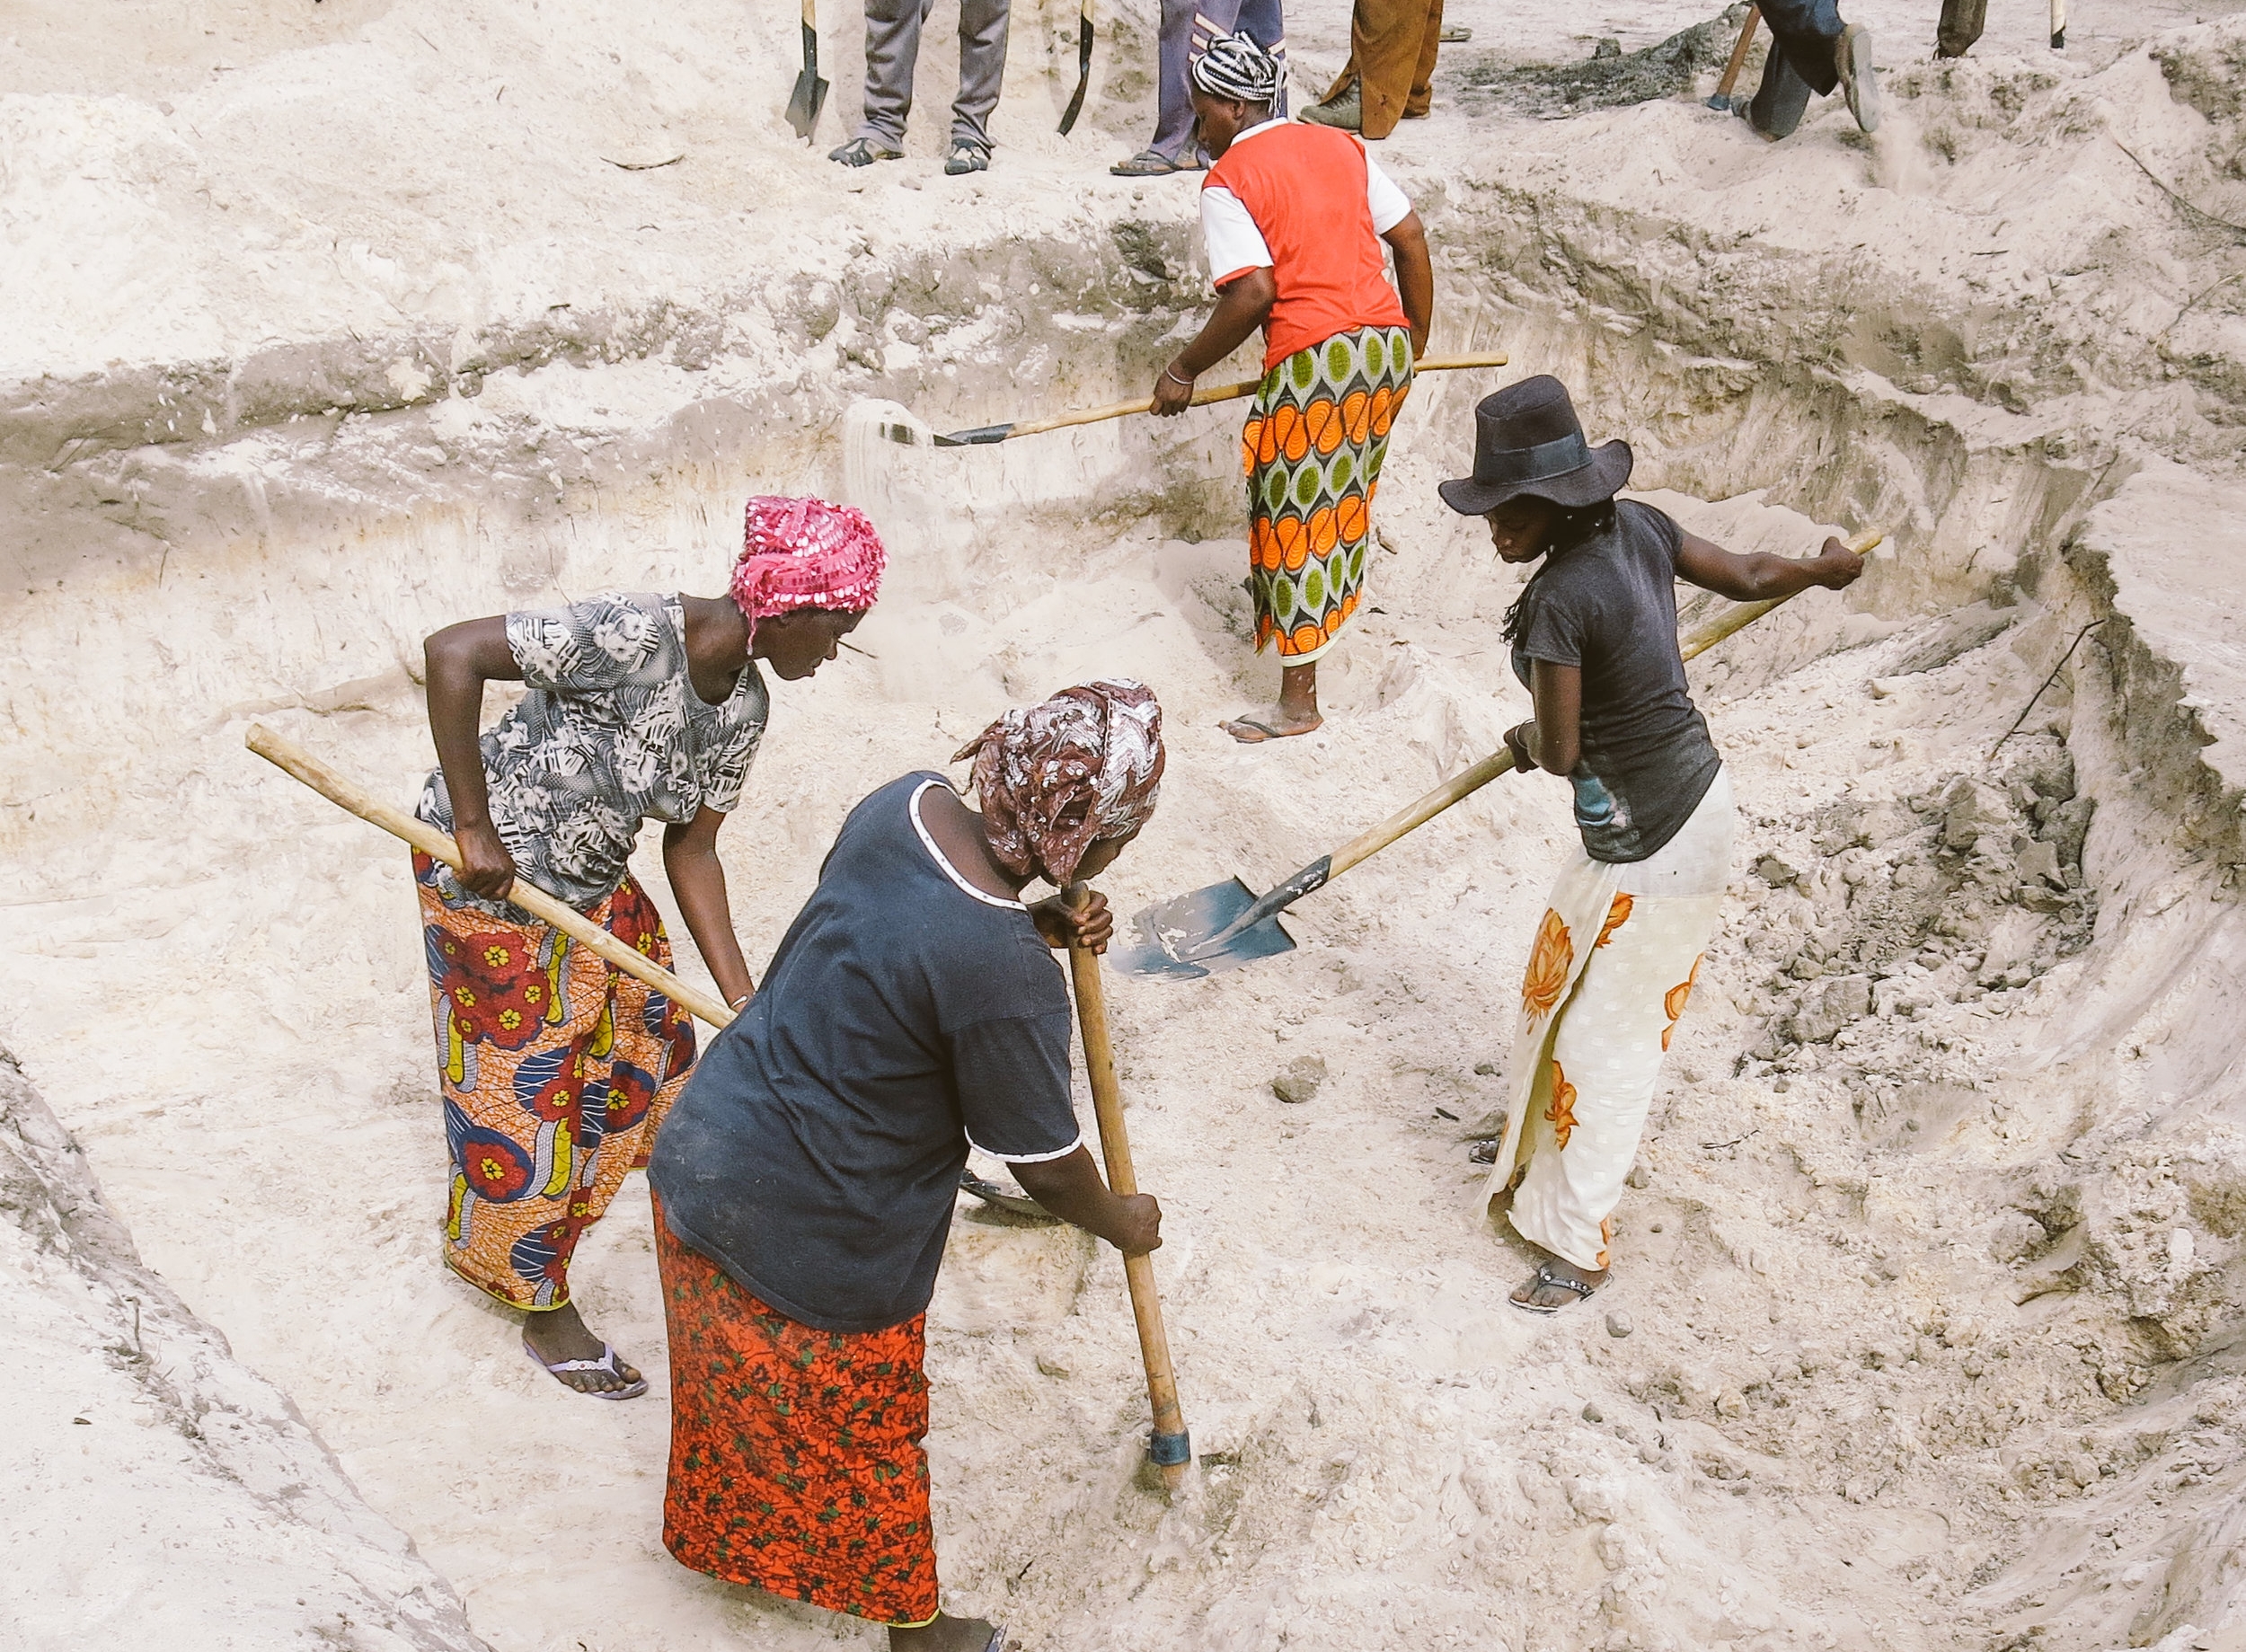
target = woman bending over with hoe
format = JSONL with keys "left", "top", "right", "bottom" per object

{"left": 649, "top": 681, "right": 1167, "bottom": 1652}
{"left": 416, "top": 496, "right": 883, "bottom": 1396}
{"left": 1437, "top": 377, "right": 1863, "bottom": 1313}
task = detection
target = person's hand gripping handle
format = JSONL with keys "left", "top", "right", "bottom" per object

{"left": 1062, "top": 880, "right": 1191, "bottom": 1489}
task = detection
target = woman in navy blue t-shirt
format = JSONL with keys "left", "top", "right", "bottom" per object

{"left": 650, "top": 681, "right": 1166, "bottom": 1652}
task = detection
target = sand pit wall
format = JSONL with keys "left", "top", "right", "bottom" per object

{"left": 16, "top": 22, "right": 2246, "bottom": 1651}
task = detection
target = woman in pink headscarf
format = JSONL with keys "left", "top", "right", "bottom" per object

{"left": 650, "top": 681, "right": 1164, "bottom": 1652}
{"left": 414, "top": 496, "right": 885, "bottom": 1398}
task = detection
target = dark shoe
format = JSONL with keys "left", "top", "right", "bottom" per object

{"left": 828, "top": 136, "right": 903, "bottom": 167}
{"left": 1297, "top": 83, "right": 1361, "bottom": 131}
{"left": 944, "top": 141, "right": 991, "bottom": 175}
{"left": 1836, "top": 24, "right": 1880, "bottom": 133}
{"left": 1110, "top": 146, "right": 1186, "bottom": 176}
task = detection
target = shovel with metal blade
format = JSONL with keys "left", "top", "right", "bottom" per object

{"left": 1111, "top": 528, "right": 1886, "bottom": 980}
{"left": 786, "top": 0, "right": 829, "bottom": 142}
{"left": 1058, "top": 0, "right": 1094, "bottom": 134}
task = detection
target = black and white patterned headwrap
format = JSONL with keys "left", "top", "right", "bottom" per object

{"left": 1191, "top": 31, "right": 1283, "bottom": 105}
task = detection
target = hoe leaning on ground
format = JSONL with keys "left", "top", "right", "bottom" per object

{"left": 244, "top": 723, "right": 1197, "bottom": 1493}
{"left": 1112, "top": 526, "right": 1888, "bottom": 980}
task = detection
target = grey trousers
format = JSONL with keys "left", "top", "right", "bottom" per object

{"left": 1150, "top": 0, "right": 1287, "bottom": 160}
{"left": 1936, "top": 0, "right": 1986, "bottom": 56}
{"left": 856, "top": 0, "right": 1010, "bottom": 151}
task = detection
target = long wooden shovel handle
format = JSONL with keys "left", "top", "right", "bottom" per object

{"left": 1063, "top": 882, "right": 1189, "bottom": 1490}
{"left": 245, "top": 724, "right": 738, "bottom": 1030}
{"left": 1712, "top": 5, "right": 1761, "bottom": 105}
{"left": 1182, "top": 529, "right": 1887, "bottom": 957}
{"left": 1327, "top": 527, "right": 1885, "bottom": 877}
{"left": 947, "top": 353, "right": 1510, "bottom": 444}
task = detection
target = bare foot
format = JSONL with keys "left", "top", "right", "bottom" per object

{"left": 890, "top": 1612, "right": 1002, "bottom": 1651}
{"left": 1221, "top": 710, "right": 1324, "bottom": 744}
{"left": 1508, "top": 1255, "right": 1607, "bottom": 1314}
{"left": 521, "top": 1301, "right": 643, "bottom": 1396}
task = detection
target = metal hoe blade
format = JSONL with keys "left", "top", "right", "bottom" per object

{"left": 1058, "top": 0, "right": 1093, "bottom": 134}
{"left": 1109, "top": 877, "right": 1296, "bottom": 980}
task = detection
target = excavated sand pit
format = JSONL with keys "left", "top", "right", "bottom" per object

{"left": 13, "top": 2, "right": 2246, "bottom": 1649}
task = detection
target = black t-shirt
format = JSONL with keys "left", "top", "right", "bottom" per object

{"left": 1508, "top": 500, "right": 1723, "bottom": 863}
{"left": 650, "top": 773, "right": 1083, "bottom": 1333}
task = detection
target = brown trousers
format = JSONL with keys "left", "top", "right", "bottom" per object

{"left": 1325, "top": 0, "right": 1444, "bottom": 140}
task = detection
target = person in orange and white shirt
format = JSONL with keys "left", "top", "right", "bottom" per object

{"left": 1150, "top": 31, "right": 1433, "bottom": 744}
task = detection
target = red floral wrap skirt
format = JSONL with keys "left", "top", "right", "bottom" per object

{"left": 654, "top": 1206, "right": 941, "bottom": 1628}
{"left": 415, "top": 853, "right": 696, "bottom": 1310}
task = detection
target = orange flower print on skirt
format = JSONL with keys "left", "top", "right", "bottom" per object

{"left": 1596, "top": 893, "right": 1633, "bottom": 948}
{"left": 1242, "top": 324, "right": 1413, "bottom": 665}
{"left": 416, "top": 853, "right": 696, "bottom": 1310}
{"left": 656, "top": 1207, "right": 940, "bottom": 1629}
{"left": 1544, "top": 1058, "right": 1578, "bottom": 1150}
{"left": 1660, "top": 955, "right": 1702, "bottom": 1050}
{"left": 1520, "top": 909, "right": 1576, "bottom": 1020}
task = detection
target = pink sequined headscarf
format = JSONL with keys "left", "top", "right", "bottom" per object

{"left": 730, "top": 495, "right": 887, "bottom": 630}
{"left": 954, "top": 680, "right": 1165, "bottom": 886}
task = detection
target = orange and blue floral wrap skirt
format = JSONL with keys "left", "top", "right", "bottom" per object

{"left": 654, "top": 1206, "right": 941, "bottom": 1628}
{"left": 1240, "top": 323, "right": 1413, "bottom": 664}
{"left": 414, "top": 852, "right": 696, "bottom": 1311}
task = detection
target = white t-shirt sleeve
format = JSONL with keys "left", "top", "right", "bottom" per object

{"left": 1198, "top": 184, "right": 1272, "bottom": 286}
{"left": 1365, "top": 154, "right": 1411, "bottom": 234}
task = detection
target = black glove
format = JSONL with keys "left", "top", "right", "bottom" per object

{"left": 1504, "top": 720, "right": 1538, "bottom": 772}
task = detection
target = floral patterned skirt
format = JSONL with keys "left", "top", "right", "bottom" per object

{"left": 1484, "top": 774, "right": 1733, "bottom": 1271}
{"left": 654, "top": 1206, "right": 941, "bottom": 1628}
{"left": 415, "top": 853, "right": 696, "bottom": 1311}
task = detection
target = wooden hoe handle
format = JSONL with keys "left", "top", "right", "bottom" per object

{"left": 1713, "top": 5, "right": 1761, "bottom": 105}
{"left": 1006, "top": 351, "right": 1512, "bottom": 441}
{"left": 1063, "top": 881, "right": 1190, "bottom": 1489}
{"left": 244, "top": 723, "right": 738, "bottom": 1030}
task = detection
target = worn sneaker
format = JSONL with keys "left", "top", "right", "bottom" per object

{"left": 1836, "top": 23, "right": 1880, "bottom": 134}
{"left": 1297, "top": 82, "right": 1362, "bottom": 131}
{"left": 828, "top": 136, "right": 904, "bottom": 167}
{"left": 944, "top": 141, "right": 991, "bottom": 175}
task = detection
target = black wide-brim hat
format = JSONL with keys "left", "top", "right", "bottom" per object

{"left": 1437, "top": 375, "right": 1633, "bottom": 515}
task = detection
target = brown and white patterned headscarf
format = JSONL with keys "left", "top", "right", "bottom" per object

{"left": 954, "top": 679, "right": 1165, "bottom": 886}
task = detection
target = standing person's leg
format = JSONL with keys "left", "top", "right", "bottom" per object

{"left": 1755, "top": 0, "right": 1878, "bottom": 133}
{"left": 1234, "top": 0, "right": 1288, "bottom": 118}
{"left": 1745, "top": 37, "right": 1816, "bottom": 139}
{"left": 948, "top": 0, "right": 1010, "bottom": 165}
{"left": 1118, "top": 0, "right": 1245, "bottom": 172}
{"left": 1936, "top": 0, "right": 1986, "bottom": 57}
{"left": 1402, "top": 0, "right": 1444, "bottom": 120}
{"left": 837, "top": 0, "right": 933, "bottom": 162}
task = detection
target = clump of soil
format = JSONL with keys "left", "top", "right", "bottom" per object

{"left": 1458, "top": 4, "right": 1752, "bottom": 119}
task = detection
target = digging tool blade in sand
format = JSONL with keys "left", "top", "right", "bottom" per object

{"left": 1708, "top": 5, "right": 1760, "bottom": 110}
{"left": 1116, "top": 528, "right": 1887, "bottom": 981}
{"left": 1065, "top": 883, "right": 1190, "bottom": 1489}
{"left": 926, "top": 352, "right": 1509, "bottom": 446}
{"left": 244, "top": 724, "right": 738, "bottom": 1029}
{"left": 1058, "top": 0, "right": 1094, "bottom": 134}
{"left": 785, "top": 0, "right": 829, "bottom": 142}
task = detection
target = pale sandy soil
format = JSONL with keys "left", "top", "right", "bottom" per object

{"left": 13, "top": 4, "right": 2246, "bottom": 1652}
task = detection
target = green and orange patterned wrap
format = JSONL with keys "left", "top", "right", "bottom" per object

{"left": 416, "top": 853, "right": 696, "bottom": 1311}
{"left": 1240, "top": 323, "right": 1414, "bottom": 663}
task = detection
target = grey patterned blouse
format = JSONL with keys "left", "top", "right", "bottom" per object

{"left": 417, "top": 592, "right": 769, "bottom": 911}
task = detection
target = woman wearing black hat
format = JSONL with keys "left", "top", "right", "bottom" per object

{"left": 1440, "top": 375, "right": 1863, "bottom": 1313}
